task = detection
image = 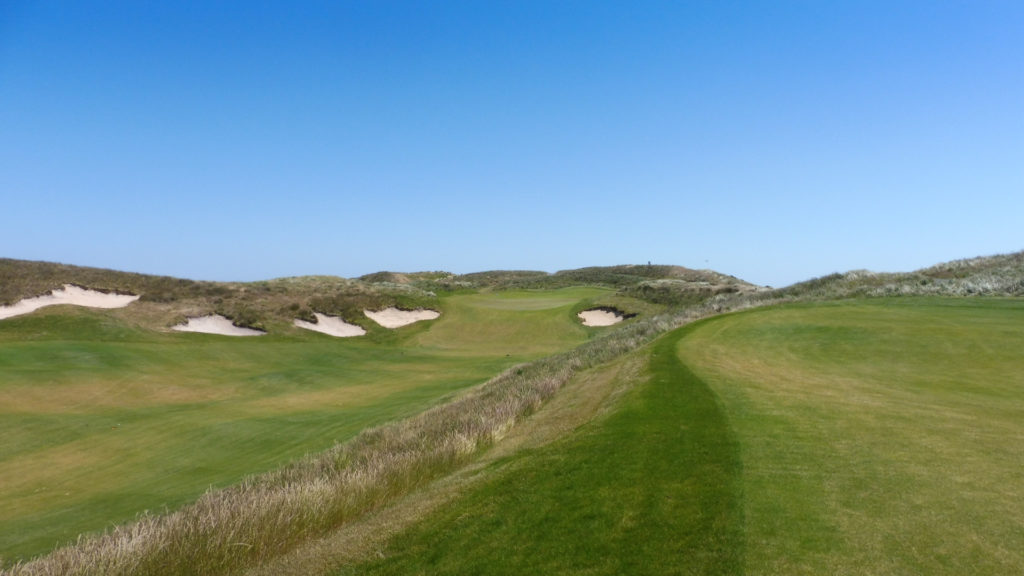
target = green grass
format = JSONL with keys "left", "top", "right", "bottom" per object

{"left": 0, "top": 288, "right": 609, "bottom": 563}
{"left": 677, "top": 297, "right": 1024, "bottom": 574}
{"left": 342, "top": 322, "right": 743, "bottom": 576}
{"left": 11, "top": 272, "right": 1023, "bottom": 575}
{"left": 333, "top": 297, "right": 1024, "bottom": 576}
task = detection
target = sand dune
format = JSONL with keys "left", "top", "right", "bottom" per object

{"left": 0, "top": 285, "right": 140, "bottom": 320}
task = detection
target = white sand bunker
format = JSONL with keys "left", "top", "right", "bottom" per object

{"left": 0, "top": 284, "right": 140, "bottom": 320}
{"left": 173, "top": 315, "right": 265, "bottom": 336}
{"left": 364, "top": 307, "right": 440, "bottom": 328}
{"left": 578, "top": 309, "right": 625, "bottom": 327}
{"left": 294, "top": 313, "right": 366, "bottom": 338}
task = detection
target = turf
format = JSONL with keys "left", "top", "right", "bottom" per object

{"left": 0, "top": 287, "right": 610, "bottom": 562}
{"left": 335, "top": 297, "right": 1024, "bottom": 575}
{"left": 677, "top": 297, "right": 1024, "bottom": 574}
{"left": 342, "top": 322, "right": 744, "bottom": 575}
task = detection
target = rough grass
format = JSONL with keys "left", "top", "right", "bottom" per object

{"left": 760, "top": 250, "right": 1024, "bottom": 300}
{"left": 677, "top": 298, "right": 1024, "bottom": 574}
{"left": 0, "top": 259, "right": 438, "bottom": 330}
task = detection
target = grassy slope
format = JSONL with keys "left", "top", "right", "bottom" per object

{"left": 334, "top": 297, "right": 1024, "bottom": 576}
{"left": 0, "top": 287, "right": 610, "bottom": 562}
{"left": 678, "top": 298, "right": 1024, "bottom": 574}
{"left": 342, "top": 322, "right": 743, "bottom": 576}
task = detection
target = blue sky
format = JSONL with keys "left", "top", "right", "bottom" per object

{"left": 2, "top": 1, "right": 1021, "bottom": 287}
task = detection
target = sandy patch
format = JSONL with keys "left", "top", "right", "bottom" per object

{"left": 364, "top": 307, "right": 440, "bottom": 328}
{"left": 173, "top": 315, "right": 265, "bottom": 336}
{"left": 578, "top": 309, "right": 624, "bottom": 327}
{"left": 0, "top": 284, "right": 140, "bottom": 320}
{"left": 294, "top": 313, "right": 366, "bottom": 338}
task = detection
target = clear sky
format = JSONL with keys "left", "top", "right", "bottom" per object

{"left": 2, "top": 1, "right": 1021, "bottom": 287}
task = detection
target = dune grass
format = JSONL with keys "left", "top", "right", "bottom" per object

{"left": 677, "top": 297, "right": 1024, "bottom": 574}
{"left": 0, "top": 288, "right": 609, "bottom": 563}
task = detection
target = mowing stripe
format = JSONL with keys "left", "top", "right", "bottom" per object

{"left": 649, "top": 324, "right": 745, "bottom": 575}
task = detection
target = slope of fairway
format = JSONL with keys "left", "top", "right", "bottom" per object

{"left": 340, "top": 323, "right": 743, "bottom": 576}
{"left": 328, "top": 297, "right": 1024, "bottom": 576}
{"left": 677, "top": 298, "right": 1024, "bottom": 575}
{"left": 0, "top": 289, "right": 602, "bottom": 562}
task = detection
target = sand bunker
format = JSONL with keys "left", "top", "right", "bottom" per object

{"left": 294, "top": 313, "right": 366, "bottom": 338}
{"left": 578, "top": 309, "right": 625, "bottom": 327}
{"left": 364, "top": 307, "right": 440, "bottom": 328}
{"left": 173, "top": 315, "right": 265, "bottom": 336}
{"left": 0, "top": 284, "right": 140, "bottom": 320}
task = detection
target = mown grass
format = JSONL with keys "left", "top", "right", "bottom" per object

{"left": 0, "top": 288, "right": 605, "bottom": 564}
{"left": 337, "top": 321, "right": 743, "bottom": 576}
{"left": 677, "top": 297, "right": 1024, "bottom": 574}
{"left": 316, "top": 297, "right": 1024, "bottom": 576}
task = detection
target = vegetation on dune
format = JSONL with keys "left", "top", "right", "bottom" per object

{"left": 439, "top": 264, "right": 755, "bottom": 291}
{"left": 0, "top": 259, "right": 439, "bottom": 330}
{"left": 761, "top": 250, "right": 1024, "bottom": 301}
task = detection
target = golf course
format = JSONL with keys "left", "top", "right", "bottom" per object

{"left": 0, "top": 281, "right": 623, "bottom": 563}
{"left": 1, "top": 255, "right": 1023, "bottom": 575}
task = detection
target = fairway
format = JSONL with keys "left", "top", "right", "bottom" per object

{"left": 0, "top": 287, "right": 610, "bottom": 561}
{"left": 678, "top": 298, "right": 1024, "bottom": 574}
{"left": 334, "top": 297, "right": 1024, "bottom": 575}
{"left": 342, "top": 322, "right": 742, "bottom": 576}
